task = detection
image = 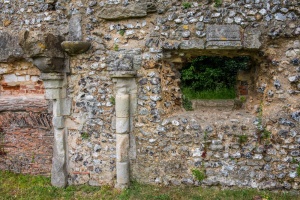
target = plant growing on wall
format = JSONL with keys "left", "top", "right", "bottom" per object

{"left": 237, "top": 134, "right": 248, "bottom": 144}
{"left": 182, "top": 2, "right": 192, "bottom": 9}
{"left": 81, "top": 132, "right": 90, "bottom": 140}
{"left": 0, "top": 129, "right": 7, "bottom": 156}
{"left": 214, "top": 0, "right": 222, "bottom": 7}
{"left": 192, "top": 168, "right": 206, "bottom": 182}
{"left": 256, "top": 102, "right": 272, "bottom": 144}
{"left": 114, "top": 44, "right": 119, "bottom": 51}
{"left": 180, "top": 56, "right": 250, "bottom": 99}
{"left": 297, "top": 164, "right": 300, "bottom": 177}
{"left": 110, "top": 96, "right": 115, "bottom": 105}
{"left": 119, "top": 29, "right": 125, "bottom": 36}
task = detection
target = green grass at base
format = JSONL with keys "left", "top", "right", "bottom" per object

{"left": 0, "top": 171, "right": 299, "bottom": 200}
{"left": 182, "top": 87, "right": 236, "bottom": 100}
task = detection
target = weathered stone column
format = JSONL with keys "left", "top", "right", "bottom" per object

{"left": 41, "top": 73, "right": 68, "bottom": 188}
{"left": 111, "top": 71, "right": 137, "bottom": 189}
{"left": 116, "top": 92, "right": 130, "bottom": 188}
{"left": 18, "top": 31, "right": 72, "bottom": 187}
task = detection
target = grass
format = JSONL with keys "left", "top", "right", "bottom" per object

{"left": 0, "top": 171, "right": 299, "bottom": 200}
{"left": 182, "top": 87, "right": 236, "bottom": 100}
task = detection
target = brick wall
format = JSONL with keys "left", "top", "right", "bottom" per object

{"left": 0, "top": 62, "right": 44, "bottom": 96}
{"left": 0, "top": 62, "right": 53, "bottom": 176}
{"left": 0, "top": 97, "right": 53, "bottom": 175}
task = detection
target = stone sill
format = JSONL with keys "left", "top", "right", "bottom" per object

{"left": 191, "top": 99, "right": 235, "bottom": 110}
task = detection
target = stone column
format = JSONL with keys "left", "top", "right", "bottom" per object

{"left": 111, "top": 71, "right": 137, "bottom": 189}
{"left": 116, "top": 92, "right": 130, "bottom": 189}
{"left": 41, "top": 73, "right": 68, "bottom": 188}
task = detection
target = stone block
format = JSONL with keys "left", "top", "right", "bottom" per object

{"left": 45, "top": 89, "right": 62, "bottom": 100}
{"left": 40, "top": 73, "right": 64, "bottom": 81}
{"left": 53, "top": 99, "right": 62, "bottom": 117}
{"left": 116, "top": 94, "right": 130, "bottom": 118}
{"left": 179, "top": 39, "right": 205, "bottom": 50}
{"left": 207, "top": 25, "right": 241, "bottom": 41}
{"left": 51, "top": 128, "right": 67, "bottom": 188}
{"left": 98, "top": 3, "right": 147, "bottom": 20}
{"left": 61, "top": 98, "right": 72, "bottom": 116}
{"left": 205, "top": 25, "right": 242, "bottom": 49}
{"left": 68, "top": 15, "right": 82, "bottom": 41}
{"left": 107, "top": 52, "right": 134, "bottom": 71}
{"left": 116, "top": 161, "right": 129, "bottom": 186}
{"left": 206, "top": 41, "right": 242, "bottom": 49}
{"left": 130, "top": 93, "right": 137, "bottom": 116}
{"left": 129, "top": 133, "right": 137, "bottom": 160}
{"left": 129, "top": 116, "right": 134, "bottom": 132}
{"left": 3, "top": 74, "right": 18, "bottom": 82}
{"left": 43, "top": 80, "right": 63, "bottom": 89}
{"left": 65, "top": 118, "right": 81, "bottom": 130}
{"left": 32, "top": 57, "right": 65, "bottom": 73}
{"left": 243, "top": 28, "right": 262, "bottom": 49}
{"left": 53, "top": 116, "right": 65, "bottom": 129}
{"left": 116, "top": 117, "right": 130, "bottom": 134}
{"left": 0, "top": 31, "right": 24, "bottom": 62}
{"left": 19, "top": 30, "right": 65, "bottom": 59}
{"left": 45, "top": 88, "right": 66, "bottom": 100}
{"left": 116, "top": 134, "right": 129, "bottom": 162}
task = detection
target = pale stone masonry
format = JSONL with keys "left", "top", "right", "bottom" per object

{"left": 111, "top": 71, "right": 137, "bottom": 188}
{"left": 41, "top": 73, "right": 69, "bottom": 188}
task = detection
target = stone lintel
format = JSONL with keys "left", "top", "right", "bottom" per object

{"left": 207, "top": 25, "right": 241, "bottom": 41}
{"left": 206, "top": 41, "right": 242, "bottom": 49}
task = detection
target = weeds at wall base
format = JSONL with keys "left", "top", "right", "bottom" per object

{"left": 0, "top": 171, "right": 299, "bottom": 200}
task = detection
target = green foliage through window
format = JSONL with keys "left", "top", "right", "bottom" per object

{"left": 180, "top": 56, "right": 250, "bottom": 99}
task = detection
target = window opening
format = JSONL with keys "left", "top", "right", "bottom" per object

{"left": 180, "top": 56, "right": 250, "bottom": 99}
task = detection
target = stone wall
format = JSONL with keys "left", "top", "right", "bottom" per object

{"left": 0, "top": 0, "right": 299, "bottom": 189}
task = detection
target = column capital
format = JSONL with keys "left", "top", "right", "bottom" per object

{"left": 40, "top": 73, "right": 64, "bottom": 81}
